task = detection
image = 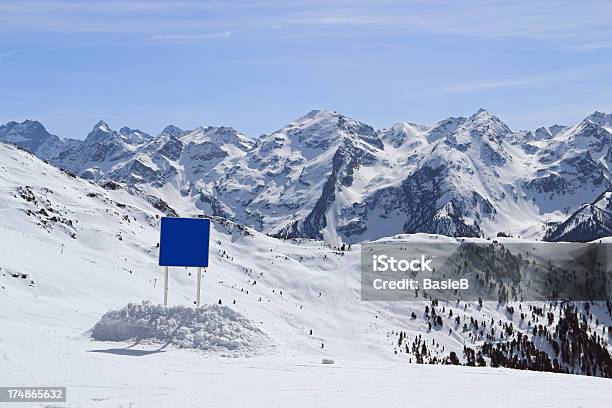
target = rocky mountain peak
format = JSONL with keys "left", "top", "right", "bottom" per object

{"left": 118, "top": 126, "right": 152, "bottom": 145}
{"left": 424, "top": 116, "right": 465, "bottom": 144}
{"left": 445, "top": 109, "right": 511, "bottom": 153}
{"left": 0, "top": 119, "right": 60, "bottom": 155}
{"left": 161, "top": 124, "right": 185, "bottom": 138}
{"left": 534, "top": 126, "right": 553, "bottom": 140}
{"left": 284, "top": 109, "right": 382, "bottom": 152}
{"left": 587, "top": 111, "right": 612, "bottom": 128}
{"left": 85, "top": 120, "right": 115, "bottom": 143}
{"left": 94, "top": 120, "right": 111, "bottom": 132}
{"left": 379, "top": 122, "right": 427, "bottom": 149}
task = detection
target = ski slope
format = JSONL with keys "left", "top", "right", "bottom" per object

{"left": 1, "top": 143, "right": 611, "bottom": 407}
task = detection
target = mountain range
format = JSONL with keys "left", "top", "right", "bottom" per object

{"left": 2, "top": 108, "right": 612, "bottom": 243}
{"left": 3, "top": 140, "right": 610, "bottom": 399}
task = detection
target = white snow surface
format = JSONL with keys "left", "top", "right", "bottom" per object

{"left": 0, "top": 143, "right": 611, "bottom": 407}
{"left": 90, "top": 302, "right": 270, "bottom": 355}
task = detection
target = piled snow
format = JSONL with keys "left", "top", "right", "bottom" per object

{"left": 91, "top": 301, "right": 269, "bottom": 354}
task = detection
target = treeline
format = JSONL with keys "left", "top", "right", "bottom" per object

{"left": 395, "top": 300, "right": 612, "bottom": 378}
{"left": 473, "top": 303, "right": 611, "bottom": 376}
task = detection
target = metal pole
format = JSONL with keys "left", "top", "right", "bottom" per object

{"left": 164, "top": 266, "right": 169, "bottom": 306}
{"left": 196, "top": 267, "right": 202, "bottom": 307}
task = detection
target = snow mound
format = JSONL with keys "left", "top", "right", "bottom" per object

{"left": 91, "top": 302, "right": 269, "bottom": 354}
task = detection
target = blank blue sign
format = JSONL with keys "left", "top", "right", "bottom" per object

{"left": 159, "top": 217, "right": 210, "bottom": 267}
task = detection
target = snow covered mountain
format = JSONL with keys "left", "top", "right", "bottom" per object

{"left": 212, "top": 110, "right": 385, "bottom": 241}
{"left": 1, "top": 142, "right": 611, "bottom": 407}
{"left": 545, "top": 191, "right": 612, "bottom": 242}
{"left": 2, "top": 109, "right": 612, "bottom": 243}
{"left": 50, "top": 121, "right": 253, "bottom": 191}
{"left": 335, "top": 109, "right": 514, "bottom": 241}
{"left": 0, "top": 119, "right": 67, "bottom": 159}
{"left": 0, "top": 120, "right": 254, "bottom": 213}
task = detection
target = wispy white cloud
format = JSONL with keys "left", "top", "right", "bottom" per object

{"left": 0, "top": 50, "right": 19, "bottom": 59}
{"left": 0, "top": 1, "right": 223, "bottom": 14}
{"left": 444, "top": 65, "right": 612, "bottom": 93}
{"left": 1, "top": 0, "right": 611, "bottom": 50}
{"left": 445, "top": 79, "right": 538, "bottom": 93}
{"left": 0, "top": 0, "right": 241, "bottom": 35}
{"left": 284, "top": 0, "right": 612, "bottom": 46}
{"left": 563, "top": 40, "right": 612, "bottom": 51}
{"left": 149, "top": 31, "right": 233, "bottom": 41}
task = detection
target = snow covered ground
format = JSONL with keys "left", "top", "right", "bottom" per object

{"left": 3, "top": 336, "right": 609, "bottom": 408}
{"left": 1, "top": 143, "right": 611, "bottom": 407}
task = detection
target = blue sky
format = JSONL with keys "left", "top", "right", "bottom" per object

{"left": 1, "top": 0, "right": 611, "bottom": 139}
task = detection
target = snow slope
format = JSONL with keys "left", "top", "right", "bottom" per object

{"left": 0, "top": 143, "right": 611, "bottom": 407}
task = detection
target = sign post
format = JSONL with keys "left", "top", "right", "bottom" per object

{"left": 159, "top": 217, "right": 210, "bottom": 307}
{"left": 196, "top": 267, "right": 202, "bottom": 307}
{"left": 164, "top": 266, "right": 169, "bottom": 306}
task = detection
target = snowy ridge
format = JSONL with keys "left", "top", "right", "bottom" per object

{"left": 2, "top": 109, "right": 612, "bottom": 243}
{"left": 545, "top": 191, "right": 612, "bottom": 241}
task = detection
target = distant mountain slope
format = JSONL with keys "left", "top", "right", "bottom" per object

{"left": 2, "top": 109, "right": 612, "bottom": 242}
{"left": 213, "top": 110, "right": 385, "bottom": 241}
{"left": 545, "top": 191, "right": 612, "bottom": 242}
{"left": 0, "top": 119, "right": 66, "bottom": 159}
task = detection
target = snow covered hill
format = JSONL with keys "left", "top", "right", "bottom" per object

{"left": 2, "top": 109, "right": 612, "bottom": 244}
{"left": 0, "top": 142, "right": 611, "bottom": 406}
